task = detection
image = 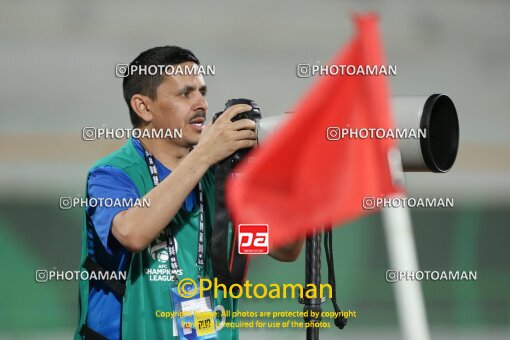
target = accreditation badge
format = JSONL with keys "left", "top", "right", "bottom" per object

{"left": 169, "top": 281, "right": 218, "bottom": 340}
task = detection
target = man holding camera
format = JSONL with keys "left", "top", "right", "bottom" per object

{"left": 75, "top": 46, "right": 303, "bottom": 340}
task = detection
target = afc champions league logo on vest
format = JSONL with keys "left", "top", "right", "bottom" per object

{"left": 143, "top": 232, "right": 183, "bottom": 282}
{"left": 145, "top": 231, "right": 183, "bottom": 281}
{"left": 148, "top": 233, "right": 179, "bottom": 263}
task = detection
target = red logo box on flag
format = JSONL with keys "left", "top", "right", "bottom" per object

{"left": 238, "top": 224, "right": 269, "bottom": 254}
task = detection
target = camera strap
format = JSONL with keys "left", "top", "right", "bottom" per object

{"left": 142, "top": 149, "right": 206, "bottom": 279}
{"left": 211, "top": 156, "right": 249, "bottom": 288}
{"left": 324, "top": 228, "right": 348, "bottom": 329}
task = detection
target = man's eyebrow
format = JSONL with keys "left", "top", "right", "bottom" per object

{"left": 176, "top": 84, "right": 207, "bottom": 95}
{"left": 177, "top": 85, "right": 196, "bottom": 93}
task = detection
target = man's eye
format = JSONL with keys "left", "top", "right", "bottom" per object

{"left": 180, "top": 91, "right": 190, "bottom": 97}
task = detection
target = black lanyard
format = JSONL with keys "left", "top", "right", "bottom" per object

{"left": 142, "top": 149, "right": 205, "bottom": 280}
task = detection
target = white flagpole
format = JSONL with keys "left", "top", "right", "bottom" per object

{"left": 382, "top": 148, "right": 430, "bottom": 340}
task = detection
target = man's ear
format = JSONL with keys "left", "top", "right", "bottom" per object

{"left": 130, "top": 94, "right": 153, "bottom": 124}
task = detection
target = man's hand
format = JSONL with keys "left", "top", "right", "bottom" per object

{"left": 195, "top": 104, "right": 257, "bottom": 166}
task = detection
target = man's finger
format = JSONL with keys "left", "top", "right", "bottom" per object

{"left": 217, "top": 104, "right": 252, "bottom": 123}
{"left": 230, "top": 119, "right": 257, "bottom": 131}
{"left": 236, "top": 139, "right": 258, "bottom": 149}
{"left": 232, "top": 129, "right": 257, "bottom": 141}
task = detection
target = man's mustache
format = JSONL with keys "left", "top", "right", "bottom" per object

{"left": 189, "top": 111, "right": 206, "bottom": 122}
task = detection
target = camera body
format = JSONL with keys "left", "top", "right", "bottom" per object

{"left": 213, "top": 98, "right": 262, "bottom": 168}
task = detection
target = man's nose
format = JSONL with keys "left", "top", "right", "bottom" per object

{"left": 194, "top": 94, "right": 208, "bottom": 113}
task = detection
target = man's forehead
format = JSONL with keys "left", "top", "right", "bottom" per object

{"left": 161, "top": 71, "right": 206, "bottom": 89}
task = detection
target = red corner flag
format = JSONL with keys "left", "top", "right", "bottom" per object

{"left": 226, "top": 14, "right": 404, "bottom": 251}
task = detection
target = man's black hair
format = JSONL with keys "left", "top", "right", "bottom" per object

{"left": 122, "top": 46, "right": 200, "bottom": 127}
